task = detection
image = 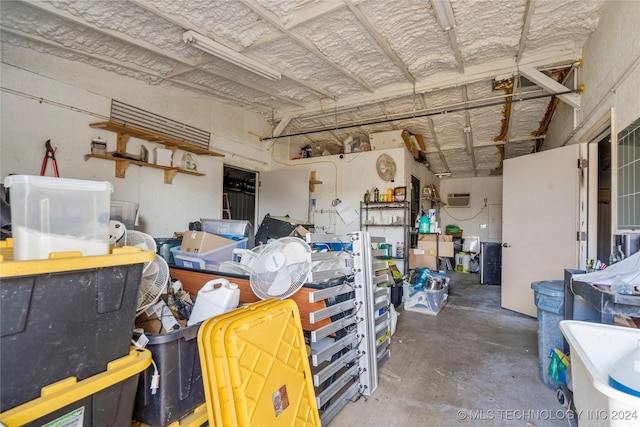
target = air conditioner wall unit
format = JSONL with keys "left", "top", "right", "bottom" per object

{"left": 447, "top": 193, "right": 470, "bottom": 207}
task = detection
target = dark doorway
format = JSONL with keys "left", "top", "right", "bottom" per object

{"left": 223, "top": 166, "right": 257, "bottom": 228}
{"left": 410, "top": 175, "right": 420, "bottom": 247}
{"left": 597, "top": 136, "right": 611, "bottom": 262}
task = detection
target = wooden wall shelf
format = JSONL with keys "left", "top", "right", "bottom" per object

{"left": 84, "top": 153, "right": 204, "bottom": 184}
{"left": 87, "top": 120, "right": 222, "bottom": 184}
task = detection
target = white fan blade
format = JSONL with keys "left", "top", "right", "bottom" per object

{"left": 282, "top": 241, "right": 308, "bottom": 264}
{"left": 267, "top": 269, "right": 293, "bottom": 296}
{"left": 142, "top": 260, "right": 159, "bottom": 277}
{"left": 264, "top": 251, "right": 286, "bottom": 272}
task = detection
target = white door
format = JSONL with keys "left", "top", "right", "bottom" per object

{"left": 502, "top": 145, "right": 579, "bottom": 317}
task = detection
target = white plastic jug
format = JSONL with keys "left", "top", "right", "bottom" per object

{"left": 187, "top": 278, "right": 240, "bottom": 326}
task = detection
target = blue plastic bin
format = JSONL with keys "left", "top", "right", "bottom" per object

{"left": 531, "top": 280, "right": 565, "bottom": 389}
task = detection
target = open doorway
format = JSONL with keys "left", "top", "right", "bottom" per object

{"left": 223, "top": 166, "right": 257, "bottom": 228}
{"left": 410, "top": 175, "right": 420, "bottom": 247}
{"left": 596, "top": 136, "right": 612, "bottom": 262}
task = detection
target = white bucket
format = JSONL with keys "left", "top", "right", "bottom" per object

{"left": 187, "top": 278, "right": 240, "bottom": 326}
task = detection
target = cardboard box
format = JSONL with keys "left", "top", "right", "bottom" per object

{"left": 180, "top": 230, "right": 234, "bottom": 254}
{"left": 153, "top": 147, "right": 173, "bottom": 167}
{"left": 409, "top": 248, "right": 438, "bottom": 270}
{"left": 416, "top": 234, "right": 454, "bottom": 257}
{"left": 289, "top": 225, "right": 309, "bottom": 239}
{"left": 135, "top": 300, "right": 186, "bottom": 335}
{"left": 370, "top": 130, "right": 408, "bottom": 151}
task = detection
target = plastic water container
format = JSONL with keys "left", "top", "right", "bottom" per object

{"left": 4, "top": 175, "right": 112, "bottom": 260}
{"left": 455, "top": 252, "right": 471, "bottom": 273}
{"left": 531, "top": 280, "right": 565, "bottom": 389}
{"left": 188, "top": 279, "right": 240, "bottom": 326}
{"left": 419, "top": 214, "right": 430, "bottom": 233}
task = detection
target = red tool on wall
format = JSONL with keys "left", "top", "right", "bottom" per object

{"left": 40, "top": 139, "right": 59, "bottom": 177}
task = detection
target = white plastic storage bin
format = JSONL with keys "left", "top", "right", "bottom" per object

{"left": 403, "top": 283, "right": 448, "bottom": 315}
{"left": 4, "top": 175, "right": 112, "bottom": 260}
{"left": 110, "top": 200, "right": 139, "bottom": 230}
{"left": 560, "top": 321, "right": 640, "bottom": 426}
{"left": 171, "top": 238, "right": 247, "bottom": 271}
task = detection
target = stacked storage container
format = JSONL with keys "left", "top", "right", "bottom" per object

{"left": 132, "top": 325, "right": 207, "bottom": 426}
{"left": 0, "top": 175, "right": 154, "bottom": 425}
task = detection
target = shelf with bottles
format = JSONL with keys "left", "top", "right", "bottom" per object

{"left": 361, "top": 201, "right": 409, "bottom": 273}
{"left": 361, "top": 201, "right": 409, "bottom": 210}
{"left": 360, "top": 203, "right": 408, "bottom": 227}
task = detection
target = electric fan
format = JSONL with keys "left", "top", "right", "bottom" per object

{"left": 123, "top": 229, "right": 157, "bottom": 277}
{"left": 219, "top": 245, "right": 267, "bottom": 276}
{"left": 125, "top": 230, "right": 157, "bottom": 253}
{"left": 120, "top": 230, "right": 168, "bottom": 314}
{"left": 137, "top": 254, "right": 170, "bottom": 314}
{"left": 249, "top": 237, "right": 312, "bottom": 299}
{"left": 376, "top": 154, "right": 396, "bottom": 181}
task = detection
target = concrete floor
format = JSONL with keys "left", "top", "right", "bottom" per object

{"left": 328, "top": 272, "right": 569, "bottom": 427}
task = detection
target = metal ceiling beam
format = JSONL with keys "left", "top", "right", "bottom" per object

{"left": 242, "top": 0, "right": 376, "bottom": 93}
{"left": 343, "top": 0, "right": 415, "bottom": 83}
{"left": 268, "top": 86, "right": 580, "bottom": 139}
{"left": 284, "top": 2, "right": 351, "bottom": 29}
{"left": 462, "top": 86, "right": 477, "bottom": 176}
{"left": 273, "top": 51, "right": 579, "bottom": 120}
{"left": 0, "top": 27, "right": 265, "bottom": 110}
{"left": 18, "top": 0, "right": 307, "bottom": 107}
{"left": 520, "top": 67, "right": 581, "bottom": 109}
{"left": 272, "top": 116, "right": 292, "bottom": 138}
{"left": 419, "top": 93, "right": 450, "bottom": 174}
{"left": 516, "top": 0, "right": 536, "bottom": 63}
{"left": 129, "top": 0, "right": 333, "bottom": 99}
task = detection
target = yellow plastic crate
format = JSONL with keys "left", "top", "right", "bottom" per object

{"left": 0, "top": 347, "right": 151, "bottom": 426}
{"left": 1, "top": 243, "right": 155, "bottom": 412}
{"left": 198, "top": 299, "right": 279, "bottom": 427}
{"left": 0, "top": 238, "right": 155, "bottom": 277}
{"left": 131, "top": 403, "right": 208, "bottom": 427}
{"left": 198, "top": 299, "right": 320, "bottom": 427}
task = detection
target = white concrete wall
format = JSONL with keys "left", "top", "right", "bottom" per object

{"left": 545, "top": 1, "right": 640, "bottom": 148}
{"left": 270, "top": 142, "right": 437, "bottom": 239}
{"left": 439, "top": 176, "right": 503, "bottom": 243}
{"left": 1, "top": 46, "right": 272, "bottom": 237}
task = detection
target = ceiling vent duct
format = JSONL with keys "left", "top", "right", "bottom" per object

{"left": 447, "top": 193, "right": 471, "bottom": 207}
{"left": 110, "top": 100, "right": 210, "bottom": 149}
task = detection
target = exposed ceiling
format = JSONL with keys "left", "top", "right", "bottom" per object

{"left": 0, "top": 0, "right": 608, "bottom": 177}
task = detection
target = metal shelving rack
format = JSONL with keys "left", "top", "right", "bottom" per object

{"left": 304, "top": 231, "right": 391, "bottom": 426}
{"left": 360, "top": 201, "right": 410, "bottom": 273}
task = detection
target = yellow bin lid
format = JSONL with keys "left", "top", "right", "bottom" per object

{"left": 0, "top": 347, "right": 151, "bottom": 426}
{"left": 0, "top": 239, "right": 155, "bottom": 278}
{"left": 198, "top": 299, "right": 320, "bottom": 427}
{"left": 198, "top": 299, "right": 277, "bottom": 427}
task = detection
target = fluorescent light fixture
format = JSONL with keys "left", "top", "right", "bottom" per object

{"left": 436, "top": 172, "right": 452, "bottom": 178}
{"left": 430, "top": 0, "right": 456, "bottom": 31}
{"left": 464, "top": 126, "right": 473, "bottom": 155}
{"left": 183, "top": 30, "right": 281, "bottom": 81}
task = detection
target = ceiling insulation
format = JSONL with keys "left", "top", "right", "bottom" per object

{"left": 0, "top": 0, "right": 609, "bottom": 177}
